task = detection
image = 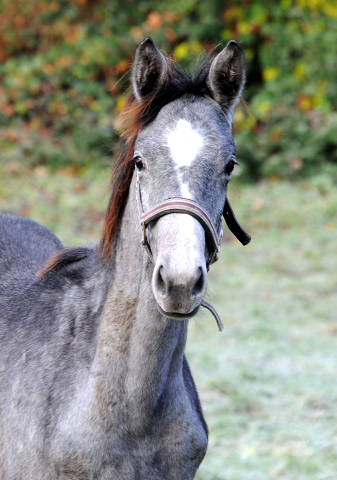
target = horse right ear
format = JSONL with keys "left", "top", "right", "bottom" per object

{"left": 132, "top": 38, "right": 168, "bottom": 101}
{"left": 207, "top": 40, "right": 245, "bottom": 122}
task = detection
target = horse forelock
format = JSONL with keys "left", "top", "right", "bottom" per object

{"left": 99, "top": 57, "right": 214, "bottom": 261}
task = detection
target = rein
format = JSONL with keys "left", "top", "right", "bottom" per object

{"left": 135, "top": 169, "right": 251, "bottom": 332}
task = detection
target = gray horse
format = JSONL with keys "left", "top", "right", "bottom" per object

{"left": 0, "top": 38, "right": 247, "bottom": 479}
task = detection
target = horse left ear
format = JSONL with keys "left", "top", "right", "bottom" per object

{"left": 132, "top": 38, "right": 168, "bottom": 101}
{"left": 207, "top": 40, "right": 245, "bottom": 121}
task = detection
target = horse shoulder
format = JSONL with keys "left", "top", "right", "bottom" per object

{"left": 0, "top": 244, "right": 107, "bottom": 479}
{"left": 0, "top": 215, "right": 64, "bottom": 329}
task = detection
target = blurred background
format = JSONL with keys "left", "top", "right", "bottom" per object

{"left": 0, "top": 1, "right": 336, "bottom": 479}
{"left": 1, "top": 0, "right": 337, "bottom": 179}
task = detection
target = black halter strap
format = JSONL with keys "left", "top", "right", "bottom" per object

{"left": 223, "top": 197, "right": 251, "bottom": 246}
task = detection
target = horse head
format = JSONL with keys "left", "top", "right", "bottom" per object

{"left": 131, "top": 38, "right": 246, "bottom": 319}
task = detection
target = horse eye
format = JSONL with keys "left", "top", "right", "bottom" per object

{"left": 225, "top": 157, "right": 239, "bottom": 175}
{"left": 134, "top": 156, "right": 145, "bottom": 171}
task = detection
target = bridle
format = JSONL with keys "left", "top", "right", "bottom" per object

{"left": 135, "top": 169, "right": 251, "bottom": 331}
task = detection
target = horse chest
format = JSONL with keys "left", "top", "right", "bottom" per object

{"left": 57, "top": 429, "right": 207, "bottom": 480}
{"left": 54, "top": 387, "right": 207, "bottom": 480}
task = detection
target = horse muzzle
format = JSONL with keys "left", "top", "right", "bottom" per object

{"left": 152, "top": 254, "right": 207, "bottom": 318}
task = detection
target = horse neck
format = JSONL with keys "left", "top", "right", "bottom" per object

{"left": 91, "top": 174, "right": 188, "bottom": 423}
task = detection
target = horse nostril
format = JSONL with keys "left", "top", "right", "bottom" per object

{"left": 155, "top": 265, "right": 167, "bottom": 296}
{"left": 192, "top": 267, "right": 205, "bottom": 297}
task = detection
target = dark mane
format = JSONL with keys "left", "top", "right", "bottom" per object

{"left": 99, "top": 57, "right": 213, "bottom": 261}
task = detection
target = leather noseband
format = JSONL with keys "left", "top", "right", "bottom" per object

{"left": 136, "top": 169, "right": 251, "bottom": 266}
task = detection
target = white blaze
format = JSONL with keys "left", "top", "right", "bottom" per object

{"left": 167, "top": 119, "right": 203, "bottom": 198}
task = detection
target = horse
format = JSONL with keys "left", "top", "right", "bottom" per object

{"left": 0, "top": 38, "right": 250, "bottom": 479}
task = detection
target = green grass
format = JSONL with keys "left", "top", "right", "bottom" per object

{"left": 1, "top": 167, "right": 337, "bottom": 479}
{"left": 0, "top": 165, "right": 108, "bottom": 245}
{"left": 191, "top": 180, "right": 337, "bottom": 479}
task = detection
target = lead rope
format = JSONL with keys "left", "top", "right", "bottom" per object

{"left": 136, "top": 169, "right": 224, "bottom": 332}
{"left": 200, "top": 300, "right": 224, "bottom": 332}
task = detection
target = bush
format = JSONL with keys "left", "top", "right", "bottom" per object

{"left": 0, "top": 0, "right": 336, "bottom": 179}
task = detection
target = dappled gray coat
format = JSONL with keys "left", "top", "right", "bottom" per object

{"left": 0, "top": 38, "right": 246, "bottom": 479}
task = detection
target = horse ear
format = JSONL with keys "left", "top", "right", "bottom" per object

{"left": 207, "top": 40, "right": 245, "bottom": 121}
{"left": 132, "top": 38, "right": 168, "bottom": 101}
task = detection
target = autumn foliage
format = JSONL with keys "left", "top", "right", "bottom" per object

{"left": 0, "top": 0, "right": 336, "bottom": 179}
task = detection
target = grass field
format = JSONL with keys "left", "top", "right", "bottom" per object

{"left": 1, "top": 166, "right": 336, "bottom": 479}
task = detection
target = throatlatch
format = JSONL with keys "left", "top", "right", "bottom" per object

{"left": 135, "top": 169, "right": 251, "bottom": 331}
